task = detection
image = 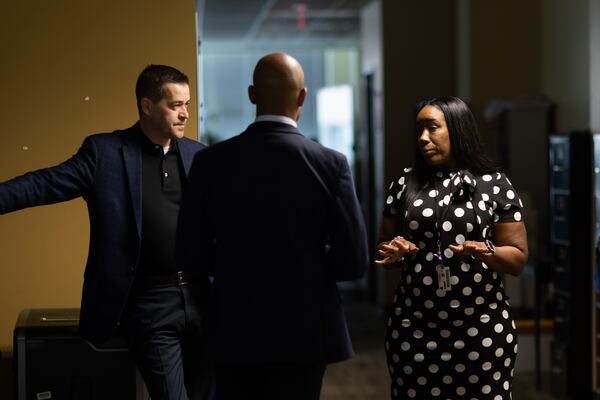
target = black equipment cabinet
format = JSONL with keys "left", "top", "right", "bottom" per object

{"left": 549, "top": 132, "right": 599, "bottom": 400}
{"left": 548, "top": 135, "right": 570, "bottom": 398}
{"left": 13, "top": 308, "right": 145, "bottom": 400}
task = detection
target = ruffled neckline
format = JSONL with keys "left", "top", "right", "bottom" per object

{"left": 431, "top": 169, "right": 477, "bottom": 199}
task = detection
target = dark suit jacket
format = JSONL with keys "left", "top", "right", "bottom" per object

{"left": 177, "top": 121, "right": 368, "bottom": 365}
{"left": 0, "top": 123, "right": 204, "bottom": 343}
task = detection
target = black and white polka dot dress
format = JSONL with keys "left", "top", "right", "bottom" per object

{"left": 382, "top": 168, "right": 524, "bottom": 400}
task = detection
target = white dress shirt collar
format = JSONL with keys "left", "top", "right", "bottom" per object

{"left": 254, "top": 114, "right": 298, "bottom": 128}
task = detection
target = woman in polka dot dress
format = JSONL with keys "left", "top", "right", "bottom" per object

{"left": 375, "top": 96, "right": 528, "bottom": 400}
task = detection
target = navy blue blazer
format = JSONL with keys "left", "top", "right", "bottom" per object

{"left": 0, "top": 123, "right": 205, "bottom": 343}
{"left": 177, "top": 121, "right": 368, "bottom": 365}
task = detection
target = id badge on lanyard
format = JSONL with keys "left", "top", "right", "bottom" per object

{"left": 436, "top": 264, "right": 452, "bottom": 291}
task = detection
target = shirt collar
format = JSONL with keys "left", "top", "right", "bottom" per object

{"left": 254, "top": 114, "right": 298, "bottom": 128}
{"left": 138, "top": 129, "right": 179, "bottom": 155}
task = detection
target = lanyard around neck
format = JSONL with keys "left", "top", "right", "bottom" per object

{"left": 432, "top": 176, "right": 455, "bottom": 262}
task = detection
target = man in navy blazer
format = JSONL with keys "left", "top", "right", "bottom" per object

{"left": 0, "top": 65, "right": 213, "bottom": 400}
{"left": 177, "top": 53, "right": 368, "bottom": 399}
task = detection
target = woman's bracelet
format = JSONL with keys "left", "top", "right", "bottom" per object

{"left": 485, "top": 239, "right": 496, "bottom": 254}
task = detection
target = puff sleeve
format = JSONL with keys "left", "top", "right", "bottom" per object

{"left": 382, "top": 168, "right": 412, "bottom": 218}
{"left": 487, "top": 172, "right": 524, "bottom": 223}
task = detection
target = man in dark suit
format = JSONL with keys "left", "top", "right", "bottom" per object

{"left": 177, "top": 52, "right": 369, "bottom": 399}
{"left": 0, "top": 65, "right": 213, "bottom": 400}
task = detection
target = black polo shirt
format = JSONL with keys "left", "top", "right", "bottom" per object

{"left": 138, "top": 132, "right": 185, "bottom": 276}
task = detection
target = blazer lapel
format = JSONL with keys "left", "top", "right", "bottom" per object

{"left": 122, "top": 128, "right": 142, "bottom": 239}
{"left": 178, "top": 139, "right": 202, "bottom": 176}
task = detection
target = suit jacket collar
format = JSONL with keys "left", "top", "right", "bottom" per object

{"left": 243, "top": 121, "right": 303, "bottom": 137}
{"left": 254, "top": 114, "right": 298, "bottom": 127}
{"left": 178, "top": 137, "right": 200, "bottom": 175}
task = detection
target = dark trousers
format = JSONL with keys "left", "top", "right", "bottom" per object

{"left": 216, "top": 363, "right": 326, "bottom": 400}
{"left": 121, "top": 280, "right": 215, "bottom": 400}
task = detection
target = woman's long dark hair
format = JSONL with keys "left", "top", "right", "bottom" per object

{"left": 414, "top": 96, "right": 496, "bottom": 179}
{"left": 399, "top": 96, "right": 497, "bottom": 229}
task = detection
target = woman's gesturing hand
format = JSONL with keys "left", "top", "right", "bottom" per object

{"left": 375, "top": 236, "right": 418, "bottom": 265}
{"left": 449, "top": 240, "right": 493, "bottom": 261}
{"left": 450, "top": 222, "right": 528, "bottom": 275}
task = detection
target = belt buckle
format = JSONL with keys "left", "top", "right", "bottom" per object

{"left": 176, "top": 271, "right": 187, "bottom": 286}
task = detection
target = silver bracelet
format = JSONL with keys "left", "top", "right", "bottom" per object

{"left": 485, "top": 239, "right": 496, "bottom": 254}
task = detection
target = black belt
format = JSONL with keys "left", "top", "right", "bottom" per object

{"left": 136, "top": 271, "right": 194, "bottom": 287}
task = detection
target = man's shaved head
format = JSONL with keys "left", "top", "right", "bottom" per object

{"left": 249, "top": 52, "right": 307, "bottom": 120}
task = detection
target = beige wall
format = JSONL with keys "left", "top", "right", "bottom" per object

{"left": 470, "top": 0, "right": 542, "bottom": 153}
{"left": 469, "top": 0, "right": 544, "bottom": 263}
{"left": 381, "top": 0, "right": 456, "bottom": 184}
{"left": 541, "top": 0, "right": 591, "bottom": 133}
{"left": 0, "top": 0, "right": 198, "bottom": 353}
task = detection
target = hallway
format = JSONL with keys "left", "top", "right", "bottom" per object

{"left": 321, "top": 302, "right": 558, "bottom": 400}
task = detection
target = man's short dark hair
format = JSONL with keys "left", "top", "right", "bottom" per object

{"left": 135, "top": 64, "right": 189, "bottom": 115}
